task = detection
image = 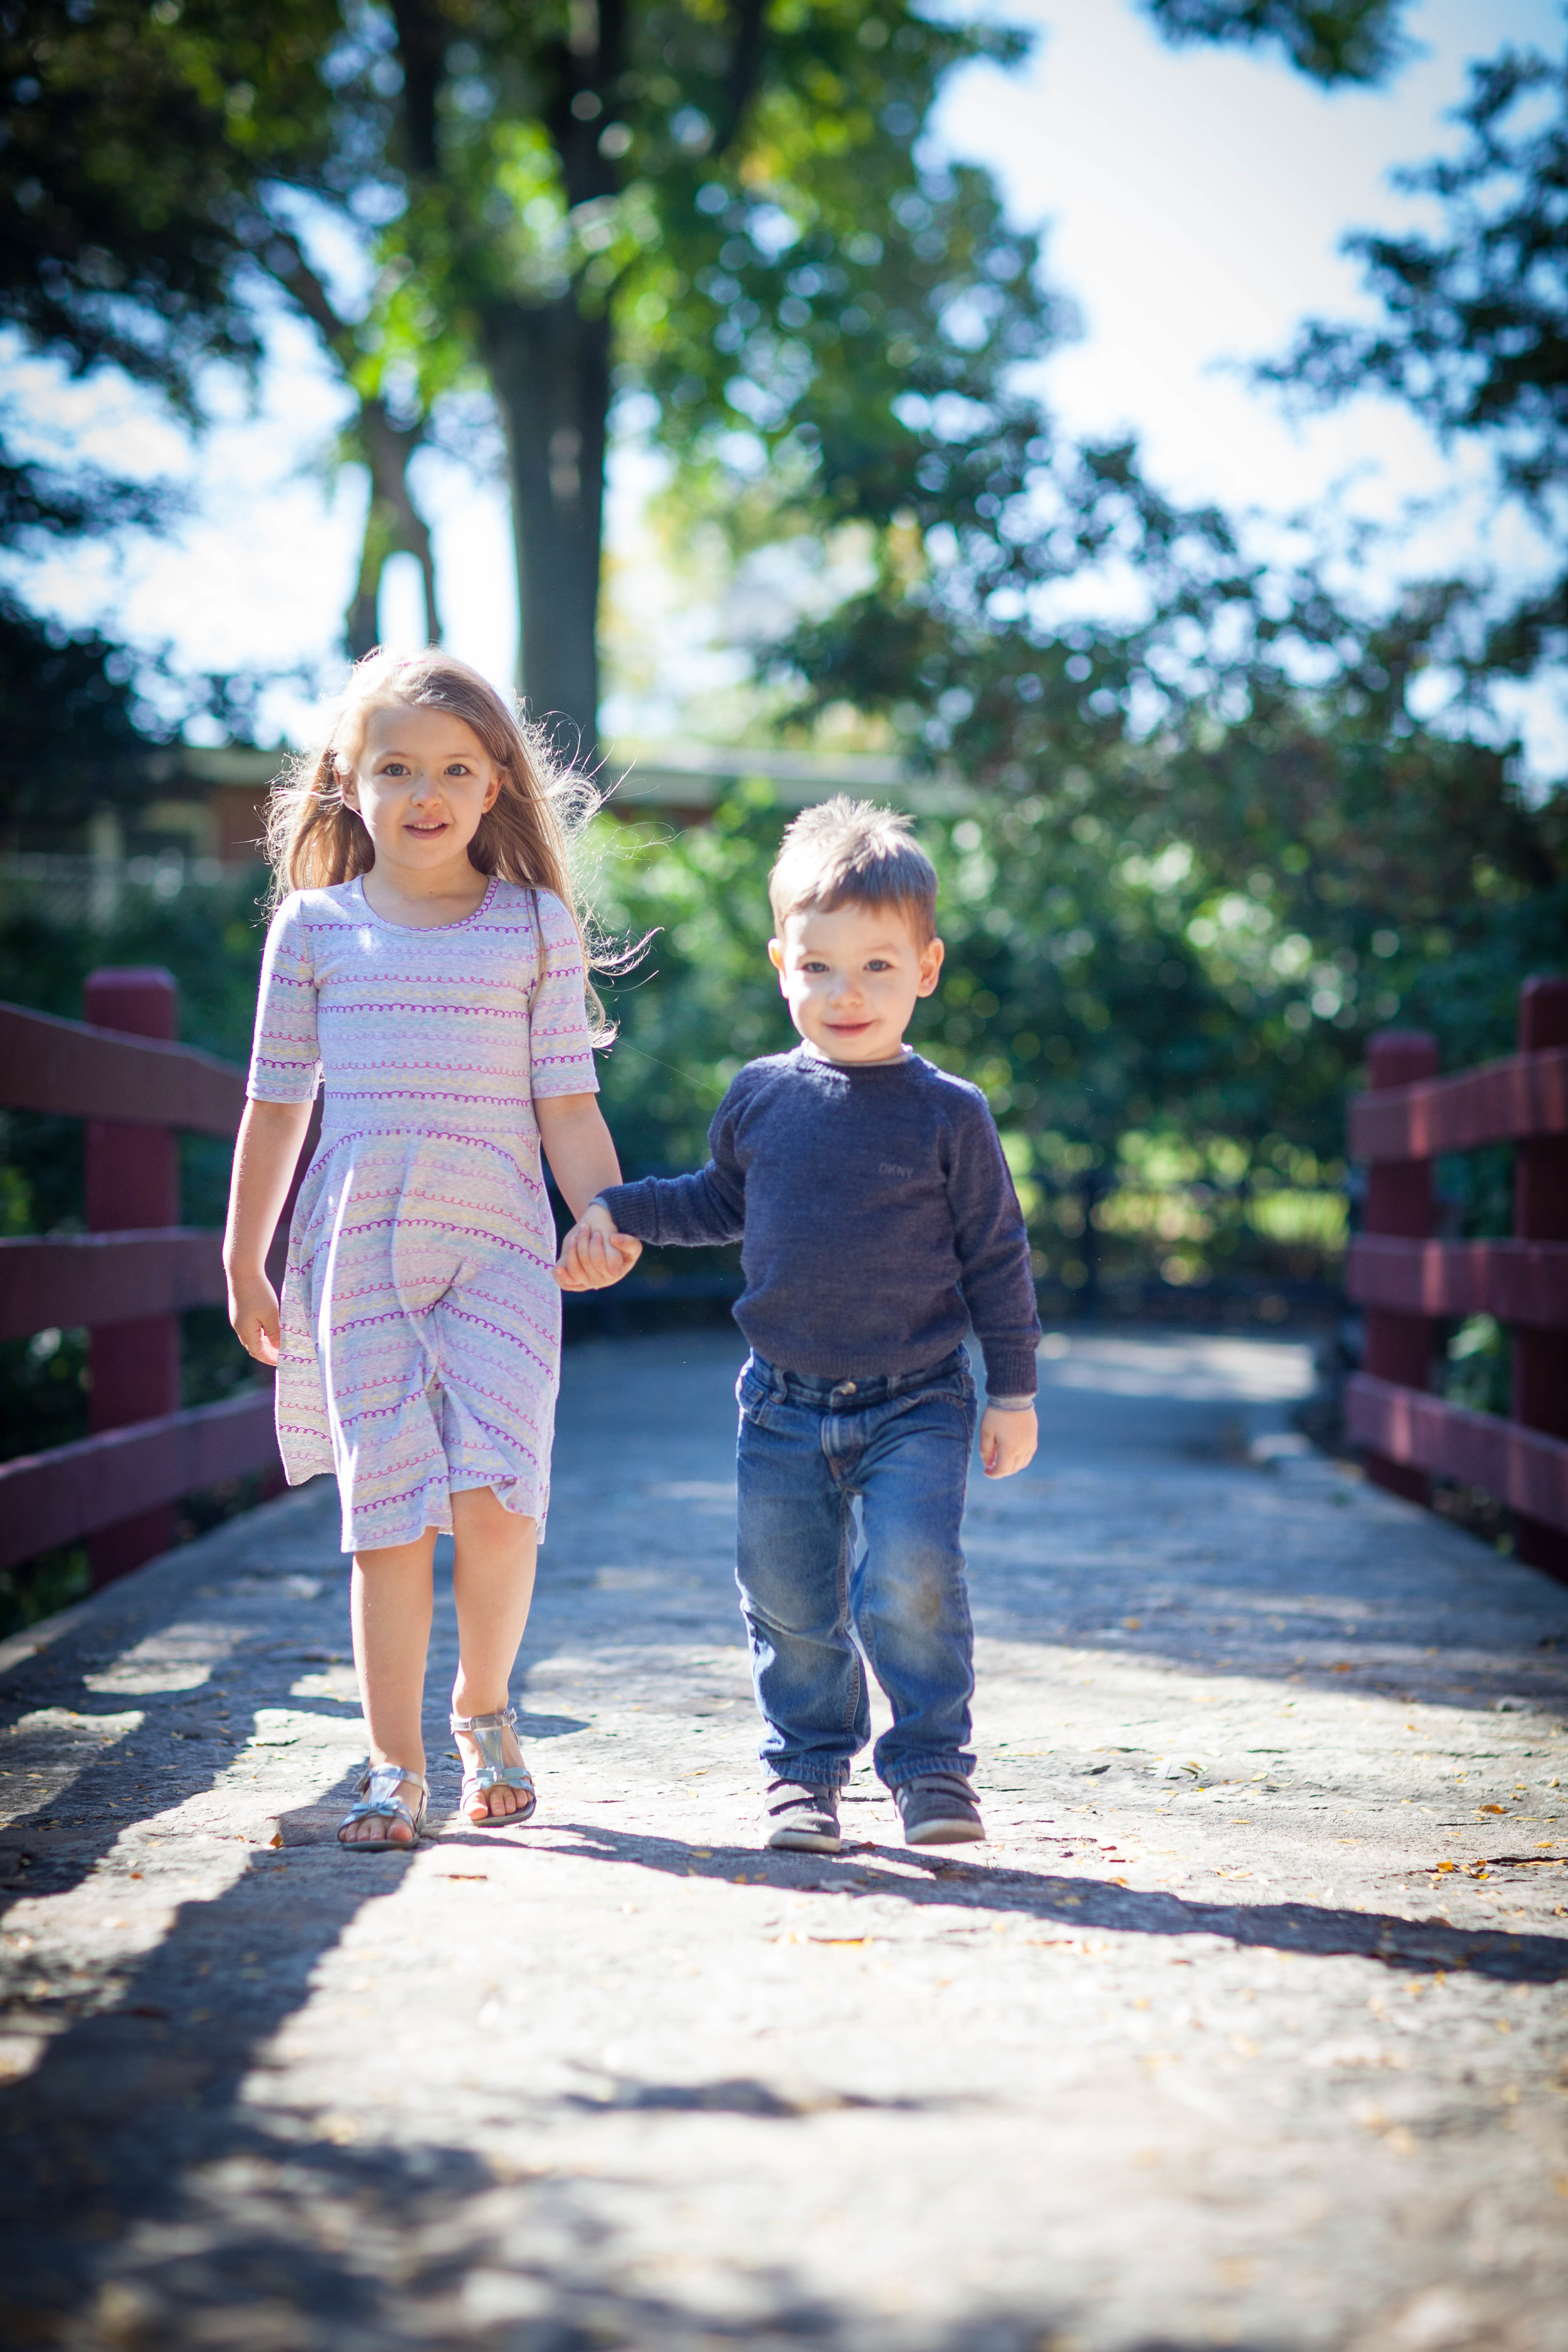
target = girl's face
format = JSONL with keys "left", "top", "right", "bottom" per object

{"left": 340, "top": 702, "right": 502, "bottom": 876}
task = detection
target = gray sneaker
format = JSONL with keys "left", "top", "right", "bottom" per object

{"left": 763, "top": 1779, "right": 841, "bottom": 1853}
{"left": 893, "top": 1772, "right": 986, "bottom": 1846}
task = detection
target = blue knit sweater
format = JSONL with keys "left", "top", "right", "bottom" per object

{"left": 599, "top": 1046, "right": 1040, "bottom": 1398}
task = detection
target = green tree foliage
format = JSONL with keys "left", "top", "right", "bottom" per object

{"left": 0, "top": 2, "right": 440, "bottom": 661}
{"left": 0, "top": 0, "right": 348, "bottom": 397}
{"left": 1140, "top": 0, "right": 1412, "bottom": 87}
{"left": 350, "top": 1, "right": 1062, "bottom": 737}
{"left": 773, "top": 517, "right": 1567, "bottom": 1212}
{"left": 0, "top": 598, "right": 166, "bottom": 834}
{"left": 1260, "top": 41, "right": 1568, "bottom": 675}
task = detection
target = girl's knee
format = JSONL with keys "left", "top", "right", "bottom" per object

{"left": 452, "top": 1485, "right": 536, "bottom": 1542}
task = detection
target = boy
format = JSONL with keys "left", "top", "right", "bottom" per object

{"left": 557, "top": 798, "right": 1039, "bottom": 1851}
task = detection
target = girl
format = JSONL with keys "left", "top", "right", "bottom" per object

{"left": 225, "top": 650, "right": 638, "bottom": 1851}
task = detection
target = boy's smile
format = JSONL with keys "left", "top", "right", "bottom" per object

{"left": 769, "top": 901, "right": 944, "bottom": 1065}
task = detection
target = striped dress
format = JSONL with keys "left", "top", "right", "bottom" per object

{"left": 246, "top": 874, "right": 598, "bottom": 1552}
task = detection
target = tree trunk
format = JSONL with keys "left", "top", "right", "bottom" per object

{"left": 482, "top": 291, "right": 610, "bottom": 755}
{"left": 343, "top": 398, "right": 441, "bottom": 662}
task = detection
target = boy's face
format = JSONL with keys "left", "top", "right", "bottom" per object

{"left": 768, "top": 900, "right": 944, "bottom": 1064}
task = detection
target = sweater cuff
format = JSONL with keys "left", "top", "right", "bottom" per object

{"left": 596, "top": 1180, "right": 657, "bottom": 1242}
{"left": 978, "top": 1344, "right": 1038, "bottom": 1401}
{"left": 985, "top": 1393, "right": 1037, "bottom": 1412}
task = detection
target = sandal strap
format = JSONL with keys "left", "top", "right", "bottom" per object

{"left": 450, "top": 1705, "right": 517, "bottom": 1736}
{"left": 451, "top": 1707, "right": 536, "bottom": 1815}
{"left": 339, "top": 1762, "right": 428, "bottom": 1846}
{"left": 344, "top": 1762, "right": 427, "bottom": 1820}
{"left": 451, "top": 1707, "right": 530, "bottom": 1789}
{"left": 358, "top": 1761, "right": 427, "bottom": 1796}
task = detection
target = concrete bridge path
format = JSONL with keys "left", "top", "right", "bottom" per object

{"left": 2, "top": 1327, "right": 1567, "bottom": 2352}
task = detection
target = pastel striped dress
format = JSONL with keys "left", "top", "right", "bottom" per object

{"left": 246, "top": 874, "right": 598, "bottom": 1552}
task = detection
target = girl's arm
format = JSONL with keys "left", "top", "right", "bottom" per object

{"left": 534, "top": 1092, "right": 642, "bottom": 1291}
{"left": 224, "top": 1098, "right": 314, "bottom": 1364}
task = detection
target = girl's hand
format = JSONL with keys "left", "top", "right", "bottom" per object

{"left": 556, "top": 1202, "right": 642, "bottom": 1291}
{"left": 979, "top": 1404, "right": 1037, "bottom": 1480}
{"left": 228, "top": 1268, "right": 283, "bottom": 1366}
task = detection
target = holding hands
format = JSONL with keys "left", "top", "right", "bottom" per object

{"left": 556, "top": 1199, "right": 642, "bottom": 1291}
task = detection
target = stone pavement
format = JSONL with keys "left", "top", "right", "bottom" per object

{"left": 1, "top": 1327, "right": 1566, "bottom": 2352}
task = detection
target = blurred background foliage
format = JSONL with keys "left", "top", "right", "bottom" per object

{"left": 1, "top": 0, "right": 1565, "bottom": 1618}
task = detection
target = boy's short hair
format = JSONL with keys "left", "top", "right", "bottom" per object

{"left": 768, "top": 796, "right": 938, "bottom": 945}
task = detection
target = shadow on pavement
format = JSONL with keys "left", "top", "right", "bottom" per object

{"left": 0, "top": 1841, "right": 415, "bottom": 2337}
{"left": 539, "top": 1822, "right": 1568, "bottom": 1984}
{"left": 562, "top": 2067, "right": 975, "bottom": 2116}
{"left": 0, "top": 2078, "right": 1275, "bottom": 2352}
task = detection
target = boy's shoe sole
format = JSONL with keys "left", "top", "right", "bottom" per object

{"left": 903, "top": 1813, "right": 987, "bottom": 1846}
{"left": 894, "top": 1772, "right": 987, "bottom": 1846}
{"left": 763, "top": 1780, "right": 841, "bottom": 1853}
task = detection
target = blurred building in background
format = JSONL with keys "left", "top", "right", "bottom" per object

{"left": 0, "top": 742, "right": 972, "bottom": 926}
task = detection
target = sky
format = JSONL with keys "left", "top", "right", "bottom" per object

{"left": 7, "top": 0, "right": 1566, "bottom": 766}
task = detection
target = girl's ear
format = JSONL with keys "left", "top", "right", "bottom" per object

{"left": 334, "top": 756, "right": 359, "bottom": 811}
{"left": 482, "top": 765, "right": 506, "bottom": 814}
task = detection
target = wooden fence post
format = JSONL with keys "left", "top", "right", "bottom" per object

{"left": 1361, "top": 1030, "right": 1439, "bottom": 1503}
{"left": 1512, "top": 977, "right": 1568, "bottom": 1576}
{"left": 83, "top": 967, "right": 181, "bottom": 1585}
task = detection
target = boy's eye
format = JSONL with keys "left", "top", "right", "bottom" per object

{"left": 866, "top": 958, "right": 892, "bottom": 972}
{"left": 800, "top": 959, "right": 829, "bottom": 973}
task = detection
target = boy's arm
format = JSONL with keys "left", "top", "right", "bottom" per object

{"left": 946, "top": 1099, "right": 1042, "bottom": 1440}
{"left": 596, "top": 1158, "right": 745, "bottom": 1249}
{"left": 556, "top": 1089, "right": 747, "bottom": 1288}
{"left": 598, "top": 1080, "right": 748, "bottom": 1248}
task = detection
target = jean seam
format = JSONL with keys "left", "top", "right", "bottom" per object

{"left": 882, "top": 1754, "right": 975, "bottom": 1789}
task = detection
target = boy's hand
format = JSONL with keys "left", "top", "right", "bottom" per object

{"left": 556, "top": 1200, "right": 643, "bottom": 1291}
{"left": 979, "top": 1404, "right": 1037, "bottom": 1480}
{"left": 228, "top": 1267, "right": 282, "bottom": 1367}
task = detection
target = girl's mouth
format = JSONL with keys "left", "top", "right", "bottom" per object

{"left": 405, "top": 819, "right": 448, "bottom": 837}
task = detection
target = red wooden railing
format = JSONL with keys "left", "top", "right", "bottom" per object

{"left": 1345, "top": 977, "right": 1568, "bottom": 1582}
{"left": 0, "top": 970, "right": 304, "bottom": 1586}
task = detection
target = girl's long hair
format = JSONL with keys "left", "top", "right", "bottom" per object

{"left": 264, "top": 649, "right": 616, "bottom": 1039}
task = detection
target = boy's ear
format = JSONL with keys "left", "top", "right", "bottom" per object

{"left": 767, "top": 938, "right": 785, "bottom": 982}
{"left": 916, "top": 935, "right": 945, "bottom": 997}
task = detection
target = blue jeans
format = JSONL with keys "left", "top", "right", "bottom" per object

{"left": 734, "top": 1348, "right": 980, "bottom": 1789}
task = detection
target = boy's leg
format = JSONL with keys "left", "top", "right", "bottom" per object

{"left": 735, "top": 1377, "right": 868, "bottom": 1789}
{"left": 849, "top": 1375, "right": 979, "bottom": 1791}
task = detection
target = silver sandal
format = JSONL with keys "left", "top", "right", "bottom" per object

{"left": 451, "top": 1704, "right": 537, "bottom": 1824}
{"left": 337, "top": 1761, "right": 428, "bottom": 1851}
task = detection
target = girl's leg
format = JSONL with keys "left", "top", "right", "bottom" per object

{"left": 343, "top": 1532, "right": 437, "bottom": 1847}
{"left": 450, "top": 1486, "right": 538, "bottom": 1820}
